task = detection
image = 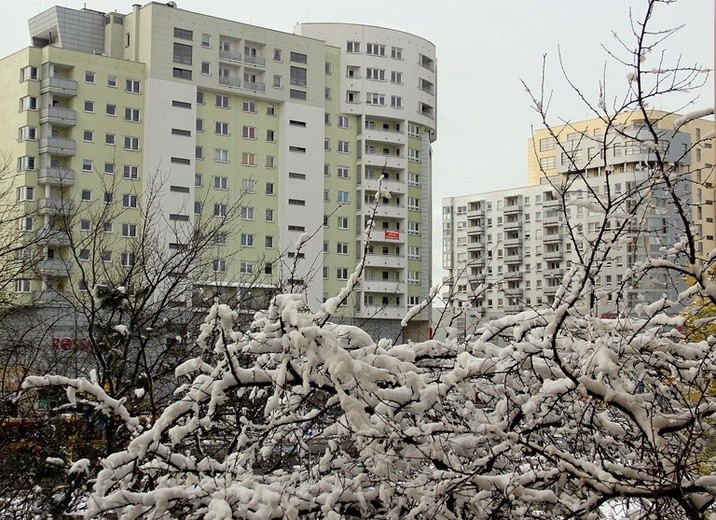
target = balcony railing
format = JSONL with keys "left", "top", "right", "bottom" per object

{"left": 244, "top": 55, "right": 266, "bottom": 67}
{"left": 40, "top": 107, "right": 77, "bottom": 126}
{"left": 362, "top": 305, "right": 406, "bottom": 320}
{"left": 41, "top": 77, "right": 78, "bottom": 97}
{"left": 37, "top": 197, "right": 74, "bottom": 215}
{"left": 364, "top": 254, "right": 406, "bottom": 269}
{"left": 362, "top": 280, "right": 406, "bottom": 293}
{"left": 243, "top": 81, "right": 266, "bottom": 93}
{"left": 504, "top": 220, "right": 522, "bottom": 231}
{"left": 38, "top": 167, "right": 75, "bottom": 186}
{"left": 219, "top": 49, "right": 242, "bottom": 62}
{"left": 36, "top": 259, "right": 71, "bottom": 277}
{"left": 543, "top": 250, "right": 564, "bottom": 261}
{"left": 39, "top": 137, "right": 76, "bottom": 156}
{"left": 218, "top": 76, "right": 241, "bottom": 88}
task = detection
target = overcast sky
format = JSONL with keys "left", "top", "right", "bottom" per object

{"left": 1, "top": 0, "right": 713, "bottom": 284}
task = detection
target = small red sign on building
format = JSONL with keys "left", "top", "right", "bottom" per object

{"left": 384, "top": 230, "right": 400, "bottom": 240}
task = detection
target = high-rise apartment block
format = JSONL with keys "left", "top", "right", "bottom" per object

{"left": 0, "top": 3, "right": 437, "bottom": 339}
{"left": 443, "top": 111, "right": 714, "bottom": 323}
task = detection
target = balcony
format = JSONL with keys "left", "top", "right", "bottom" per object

{"left": 505, "top": 288, "right": 524, "bottom": 299}
{"left": 543, "top": 233, "right": 562, "bottom": 244}
{"left": 244, "top": 55, "right": 266, "bottom": 67}
{"left": 362, "top": 128, "right": 406, "bottom": 146}
{"left": 544, "top": 268, "right": 565, "bottom": 278}
{"left": 363, "top": 280, "right": 406, "bottom": 293}
{"left": 37, "top": 197, "right": 74, "bottom": 216}
{"left": 38, "top": 167, "right": 75, "bottom": 186}
{"left": 32, "top": 289, "right": 71, "bottom": 305}
{"left": 503, "top": 237, "right": 522, "bottom": 247}
{"left": 467, "top": 208, "right": 485, "bottom": 218}
{"left": 503, "top": 204, "right": 522, "bottom": 215}
{"left": 362, "top": 305, "right": 406, "bottom": 320}
{"left": 39, "top": 137, "right": 76, "bottom": 156}
{"left": 543, "top": 198, "right": 561, "bottom": 209}
{"left": 36, "top": 229, "right": 71, "bottom": 247}
{"left": 41, "top": 77, "right": 78, "bottom": 98}
{"left": 466, "top": 223, "right": 484, "bottom": 235}
{"left": 504, "top": 271, "right": 523, "bottom": 281}
{"left": 543, "top": 285, "right": 560, "bottom": 295}
{"left": 467, "top": 241, "right": 485, "bottom": 253}
{"left": 543, "top": 215, "right": 562, "bottom": 226}
{"left": 504, "top": 220, "right": 522, "bottom": 231}
{"left": 543, "top": 250, "right": 564, "bottom": 261}
{"left": 504, "top": 253, "right": 522, "bottom": 264}
{"left": 365, "top": 254, "right": 406, "bottom": 269}
{"left": 504, "top": 304, "right": 525, "bottom": 313}
{"left": 36, "top": 259, "right": 71, "bottom": 277}
{"left": 363, "top": 178, "right": 406, "bottom": 195}
{"left": 219, "top": 49, "right": 242, "bottom": 62}
{"left": 361, "top": 153, "right": 406, "bottom": 170}
{"left": 371, "top": 205, "right": 406, "bottom": 219}
{"left": 243, "top": 81, "right": 266, "bottom": 93}
{"left": 218, "top": 76, "right": 241, "bottom": 88}
{"left": 40, "top": 107, "right": 77, "bottom": 127}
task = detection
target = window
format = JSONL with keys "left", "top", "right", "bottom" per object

{"left": 336, "top": 268, "right": 349, "bottom": 280}
{"left": 408, "top": 124, "right": 420, "bottom": 138}
{"left": 85, "top": 71, "right": 95, "bottom": 83}
{"left": 123, "top": 165, "right": 139, "bottom": 179}
{"left": 213, "top": 203, "right": 227, "bottom": 217}
{"left": 173, "top": 27, "right": 193, "bottom": 40}
{"left": 408, "top": 271, "right": 420, "bottom": 285}
{"left": 408, "top": 246, "right": 420, "bottom": 260}
{"left": 367, "top": 93, "right": 385, "bottom": 105}
{"left": 18, "top": 217, "right": 33, "bottom": 231}
{"left": 408, "top": 172, "right": 420, "bottom": 186}
{"left": 107, "top": 75, "right": 117, "bottom": 87}
{"left": 390, "top": 71, "right": 402, "bottom": 84}
{"left": 272, "top": 74, "right": 283, "bottom": 89}
{"left": 213, "top": 259, "right": 227, "bottom": 273}
{"left": 104, "top": 161, "right": 114, "bottom": 174}
{"left": 290, "top": 66, "right": 307, "bottom": 86}
{"left": 81, "top": 189, "right": 92, "bottom": 201}
{"left": 17, "top": 156, "right": 35, "bottom": 171}
{"left": 390, "top": 96, "right": 402, "bottom": 108}
{"left": 265, "top": 236, "right": 274, "bottom": 248}
{"left": 366, "top": 43, "right": 385, "bottom": 56}
{"left": 20, "top": 66, "right": 37, "bottom": 81}
{"left": 173, "top": 42, "right": 193, "bottom": 65}
{"left": 15, "top": 279, "right": 31, "bottom": 293}
{"left": 18, "top": 126, "right": 36, "bottom": 141}
{"left": 391, "top": 46, "right": 402, "bottom": 60}
{"left": 193, "top": 201, "right": 203, "bottom": 215}
{"left": 16, "top": 186, "right": 34, "bottom": 201}
{"left": 289, "top": 146, "right": 306, "bottom": 153}
{"left": 19, "top": 96, "right": 37, "bottom": 111}
{"left": 242, "top": 100, "right": 256, "bottom": 113}
{"left": 540, "top": 156, "right": 556, "bottom": 170}
{"left": 338, "top": 141, "right": 349, "bottom": 153}
{"left": 214, "top": 149, "right": 229, "bottom": 163}
{"left": 324, "top": 189, "right": 330, "bottom": 202}
{"left": 241, "top": 152, "right": 256, "bottom": 166}
{"left": 172, "top": 100, "right": 192, "bottom": 109}
{"left": 265, "top": 209, "right": 274, "bottom": 222}
{"left": 337, "top": 191, "right": 350, "bottom": 204}
{"left": 242, "top": 178, "right": 257, "bottom": 193}
{"left": 337, "top": 216, "right": 349, "bottom": 229}
{"left": 408, "top": 221, "right": 420, "bottom": 235}
{"left": 273, "top": 48, "right": 283, "bottom": 62}
{"left": 82, "top": 159, "right": 93, "bottom": 172}
{"left": 346, "top": 41, "right": 360, "bottom": 53}
{"left": 125, "top": 107, "right": 140, "bottom": 122}
{"left": 408, "top": 197, "right": 420, "bottom": 210}
{"left": 266, "top": 104, "right": 275, "bottom": 116}
{"left": 83, "top": 130, "right": 94, "bottom": 142}
{"left": 337, "top": 242, "right": 348, "bottom": 255}
{"left": 337, "top": 166, "right": 349, "bottom": 178}
{"left": 539, "top": 136, "right": 556, "bottom": 152}
{"left": 288, "top": 199, "right": 305, "bottom": 206}
{"left": 242, "top": 126, "right": 256, "bottom": 139}
{"left": 126, "top": 79, "right": 140, "bottom": 93}
{"left": 171, "top": 128, "right": 191, "bottom": 137}
{"left": 124, "top": 136, "right": 139, "bottom": 150}
{"left": 215, "top": 95, "right": 229, "bottom": 108}
{"left": 240, "top": 233, "right": 255, "bottom": 247}
{"left": 122, "top": 194, "right": 138, "bottom": 208}
{"left": 121, "top": 223, "right": 137, "bottom": 237}
{"left": 290, "top": 90, "right": 307, "bottom": 100}
{"left": 104, "top": 222, "right": 113, "bottom": 233}
{"left": 106, "top": 103, "right": 117, "bottom": 116}
{"left": 324, "top": 139, "right": 330, "bottom": 151}
{"left": 240, "top": 206, "right": 254, "bottom": 220}
{"left": 80, "top": 219, "right": 91, "bottom": 232}
{"left": 173, "top": 68, "right": 192, "bottom": 80}
{"left": 289, "top": 172, "right": 306, "bottom": 180}
{"left": 366, "top": 68, "right": 385, "bottom": 80}
{"left": 121, "top": 252, "right": 135, "bottom": 267}
{"left": 214, "top": 176, "right": 228, "bottom": 190}
{"left": 265, "top": 182, "right": 274, "bottom": 195}
{"left": 240, "top": 261, "right": 254, "bottom": 274}
{"left": 201, "top": 62, "right": 211, "bottom": 75}
{"left": 290, "top": 51, "right": 307, "bottom": 64}
{"left": 408, "top": 148, "right": 420, "bottom": 162}
{"left": 215, "top": 122, "right": 229, "bottom": 135}
{"left": 266, "top": 155, "right": 275, "bottom": 168}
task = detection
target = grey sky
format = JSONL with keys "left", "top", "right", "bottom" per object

{"left": 1, "top": 0, "right": 713, "bottom": 286}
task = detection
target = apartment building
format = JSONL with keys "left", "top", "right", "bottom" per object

{"left": 0, "top": 2, "right": 437, "bottom": 340}
{"left": 443, "top": 113, "right": 713, "bottom": 325}
{"left": 528, "top": 111, "right": 715, "bottom": 253}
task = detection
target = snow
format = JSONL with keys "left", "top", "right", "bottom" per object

{"left": 673, "top": 107, "right": 714, "bottom": 130}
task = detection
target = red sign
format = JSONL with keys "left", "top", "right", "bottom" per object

{"left": 51, "top": 337, "right": 93, "bottom": 350}
{"left": 384, "top": 231, "right": 400, "bottom": 240}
